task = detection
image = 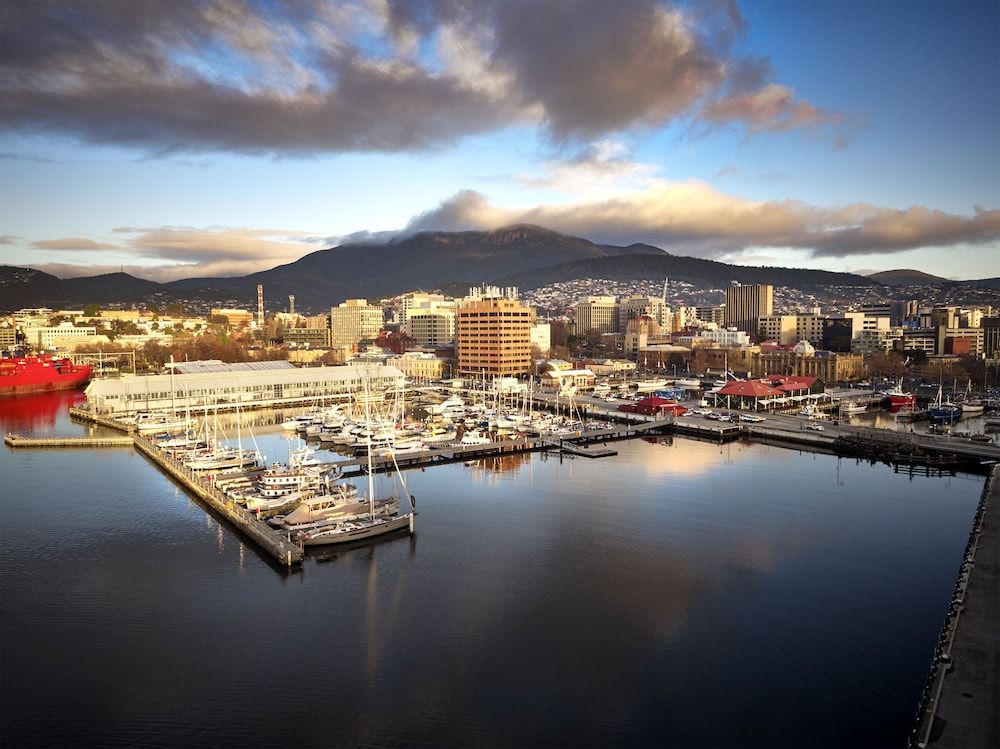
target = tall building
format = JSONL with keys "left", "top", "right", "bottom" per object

{"left": 329, "top": 299, "right": 384, "bottom": 346}
{"left": 618, "top": 295, "right": 667, "bottom": 331}
{"left": 407, "top": 312, "right": 456, "bottom": 347}
{"left": 691, "top": 305, "right": 726, "bottom": 326}
{"left": 456, "top": 293, "right": 535, "bottom": 377}
{"left": 724, "top": 284, "right": 773, "bottom": 336}
{"left": 402, "top": 293, "right": 457, "bottom": 346}
{"left": 575, "top": 296, "right": 618, "bottom": 334}
{"left": 984, "top": 317, "right": 1000, "bottom": 360}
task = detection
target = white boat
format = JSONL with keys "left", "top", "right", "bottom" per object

{"left": 675, "top": 378, "right": 701, "bottom": 388}
{"left": 373, "top": 440, "right": 426, "bottom": 457}
{"left": 135, "top": 411, "right": 196, "bottom": 433}
{"left": 298, "top": 513, "right": 413, "bottom": 547}
{"left": 268, "top": 484, "right": 385, "bottom": 531}
{"left": 839, "top": 402, "right": 867, "bottom": 414}
{"left": 459, "top": 430, "right": 491, "bottom": 446}
{"left": 961, "top": 379, "right": 985, "bottom": 413}
{"left": 185, "top": 448, "right": 262, "bottom": 471}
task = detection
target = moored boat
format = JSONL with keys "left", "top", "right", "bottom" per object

{"left": 0, "top": 355, "right": 92, "bottom": 396}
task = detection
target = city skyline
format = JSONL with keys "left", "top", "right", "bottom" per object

{"left": 1, "top": 0, "right": 998, "bottom": 282}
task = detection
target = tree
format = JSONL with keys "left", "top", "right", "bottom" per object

{"left": 549, "top": 320, "right": 570, "bottom": 349}
{"left": 83, "top": 303, "right": 101, "bottom": 317}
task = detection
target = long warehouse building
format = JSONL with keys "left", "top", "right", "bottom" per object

{"left": 85, "top": 361, "right": 406, "bottom": 415}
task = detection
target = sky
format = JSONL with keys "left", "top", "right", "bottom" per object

{"left": 0, "top": 0, "right": 998, "bottom": 283}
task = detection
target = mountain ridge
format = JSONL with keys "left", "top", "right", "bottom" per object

{"left": 3, "top": 225, "right": 997, "bottom": 310}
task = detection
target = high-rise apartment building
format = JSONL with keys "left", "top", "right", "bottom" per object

{"left": 456, "top": 294, "right": 535, "bottom": 377}
{"left": 724, "top": 284, "right": 773, "bottom": 336}
{"left": 329, "top": 299, "right": 384, "bottom": 346}
{"left": 575, "top": 296, "right": 618, "bottom": 334}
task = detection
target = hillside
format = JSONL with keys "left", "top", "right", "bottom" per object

{"left": 499, "top": 250, "right": 879, "bottom": 290}
{"left": 867, "top": 269, "right": 948, "bottom": 286}
{"left": 0, "top": 266, "right": 165, "bottom": 310}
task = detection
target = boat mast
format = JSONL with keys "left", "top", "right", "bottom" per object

{"left": 364, "top": 367, "right": 374, "bottom": 520}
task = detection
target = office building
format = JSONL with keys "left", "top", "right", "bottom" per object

{"left": 329, "top": 299, "right": 384, "bottom": 346}
{"left": 724, "top": 284, "right": 773, "bottom": 336}
{"left": 456, "top": 293, "right": 535, "bottom": 377}
{"left": 575, "top": 296, "right": 619, "bottom": 334}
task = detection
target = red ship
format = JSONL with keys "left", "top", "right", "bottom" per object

{"left": 884, "top": 380, "right": 916, "bottom": 410}
{"left": 0, "top": 355, "right": 92, "bottom": 396}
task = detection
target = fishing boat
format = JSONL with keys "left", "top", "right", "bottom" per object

{"left": 838, "top": 401, "right": 867, "bottom": 415}
{"left": 928, "top": 385, "right": 961, "bottom": 424}
{"left": 883, "top": 380, "right": 916, "bottom": 410}
{"left": 960, "top": 379, "right": 985, "bottom": 414}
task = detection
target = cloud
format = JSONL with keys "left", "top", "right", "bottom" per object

{"left": 0, "top": 235, "right": 19, "bottom": 244}
{"left": 405, "top": 182, "right": 1000, "bottom": 258}
{"left": 701, "top": 83, "right": 841, "bottom": 133}
{"left": 31, "top": 237, "right": 122, "bottom": 250}
{"left": 515, "top": 139, "right": 659, "bottom": 195}
{"left": 0, "top": 0, "right": 837, "bottom": 155}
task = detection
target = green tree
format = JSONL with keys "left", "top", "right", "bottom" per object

{"left": 83, "top": 303, "right": 101, "bottom": 317}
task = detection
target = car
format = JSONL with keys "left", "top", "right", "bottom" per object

{"left": 804, "top": 422, "right": 825, "bottom": 431}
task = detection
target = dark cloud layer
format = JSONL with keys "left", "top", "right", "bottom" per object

{"left": 0, "top": 0, "right": 837, "bottom": 154}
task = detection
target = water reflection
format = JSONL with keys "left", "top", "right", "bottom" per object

{"left": 0, "top": 389, "right": 86, "bottom": 431}
{"left": 0, "top": 392, "right": 988, "bottom": 747}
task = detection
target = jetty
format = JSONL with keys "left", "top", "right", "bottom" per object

{"left": 4, "top": 433, "right": 134, "bottom": 448}
{"left": 911, "top": 465, "right": 999, "bottom": 748}
{"left": 132, "top": 435, "right": 303, "bottom": 567}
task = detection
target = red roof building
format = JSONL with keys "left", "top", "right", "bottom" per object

{"left": 619, "top": 396, "right": 688, "bottom": 417}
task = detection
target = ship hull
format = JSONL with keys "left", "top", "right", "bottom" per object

{"left": 0, "top": 372, "right": 91, "bottom": 397}
{"left": 0, "top": 356, "right": 93, "bottom": 397}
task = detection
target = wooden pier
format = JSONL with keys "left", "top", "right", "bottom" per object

{"left": 132, "top": 435, "right": 303, "bottom": 567}
{"left": 4, "top": 433, "right": 134, "bottom": 448}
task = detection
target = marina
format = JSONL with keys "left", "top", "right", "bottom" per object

{"left": 1, "top": 389, "right": 988, "bottom": 748}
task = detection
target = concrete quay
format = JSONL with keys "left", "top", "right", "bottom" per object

{"left": 911, "top": 465, "right": 999, "bottom": 748}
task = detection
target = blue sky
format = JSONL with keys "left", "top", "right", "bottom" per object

{"left": 0, "top": 0, "right": 997, "bottom": 282}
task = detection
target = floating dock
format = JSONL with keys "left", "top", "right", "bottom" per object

{"left": 911, "top": 465, "right": 999, "bottom": 748}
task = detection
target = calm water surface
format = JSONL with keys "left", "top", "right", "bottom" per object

{"left": 0, "top": 392, "right": 983, "bottom": 747}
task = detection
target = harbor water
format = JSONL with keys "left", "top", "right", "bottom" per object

{"left": 0, "top": 392, "right": 985, "bottom": 747}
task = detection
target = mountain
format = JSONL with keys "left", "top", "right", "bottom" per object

{"left": 867, "top": 269, "right": 948, "bottom": 285}
{"left": 165, "top": 224, "right": 647, "bottom": 306}
{"left": 5, "top": 226, "right": 995, "bottom": 312}
{"left": 0, "top": 266, "right": 164, "bottom": 311}
{"left": 500, "top": 248, "right": 877, "bottom": 290}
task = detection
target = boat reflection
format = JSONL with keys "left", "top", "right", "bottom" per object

{"left": 0, "top": 389, "right": 87, "bottom": 431}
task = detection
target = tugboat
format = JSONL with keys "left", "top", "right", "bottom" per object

{"left": 0, "top": 355, "right": 92, "bottom": 396}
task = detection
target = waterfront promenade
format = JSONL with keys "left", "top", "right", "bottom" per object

{"left": 913, "top": 465, "right": 999, "bottom": 748}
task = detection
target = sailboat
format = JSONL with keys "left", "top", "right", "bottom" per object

{"left": 296, "top": 367, "right": 415, "bottom": 547}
